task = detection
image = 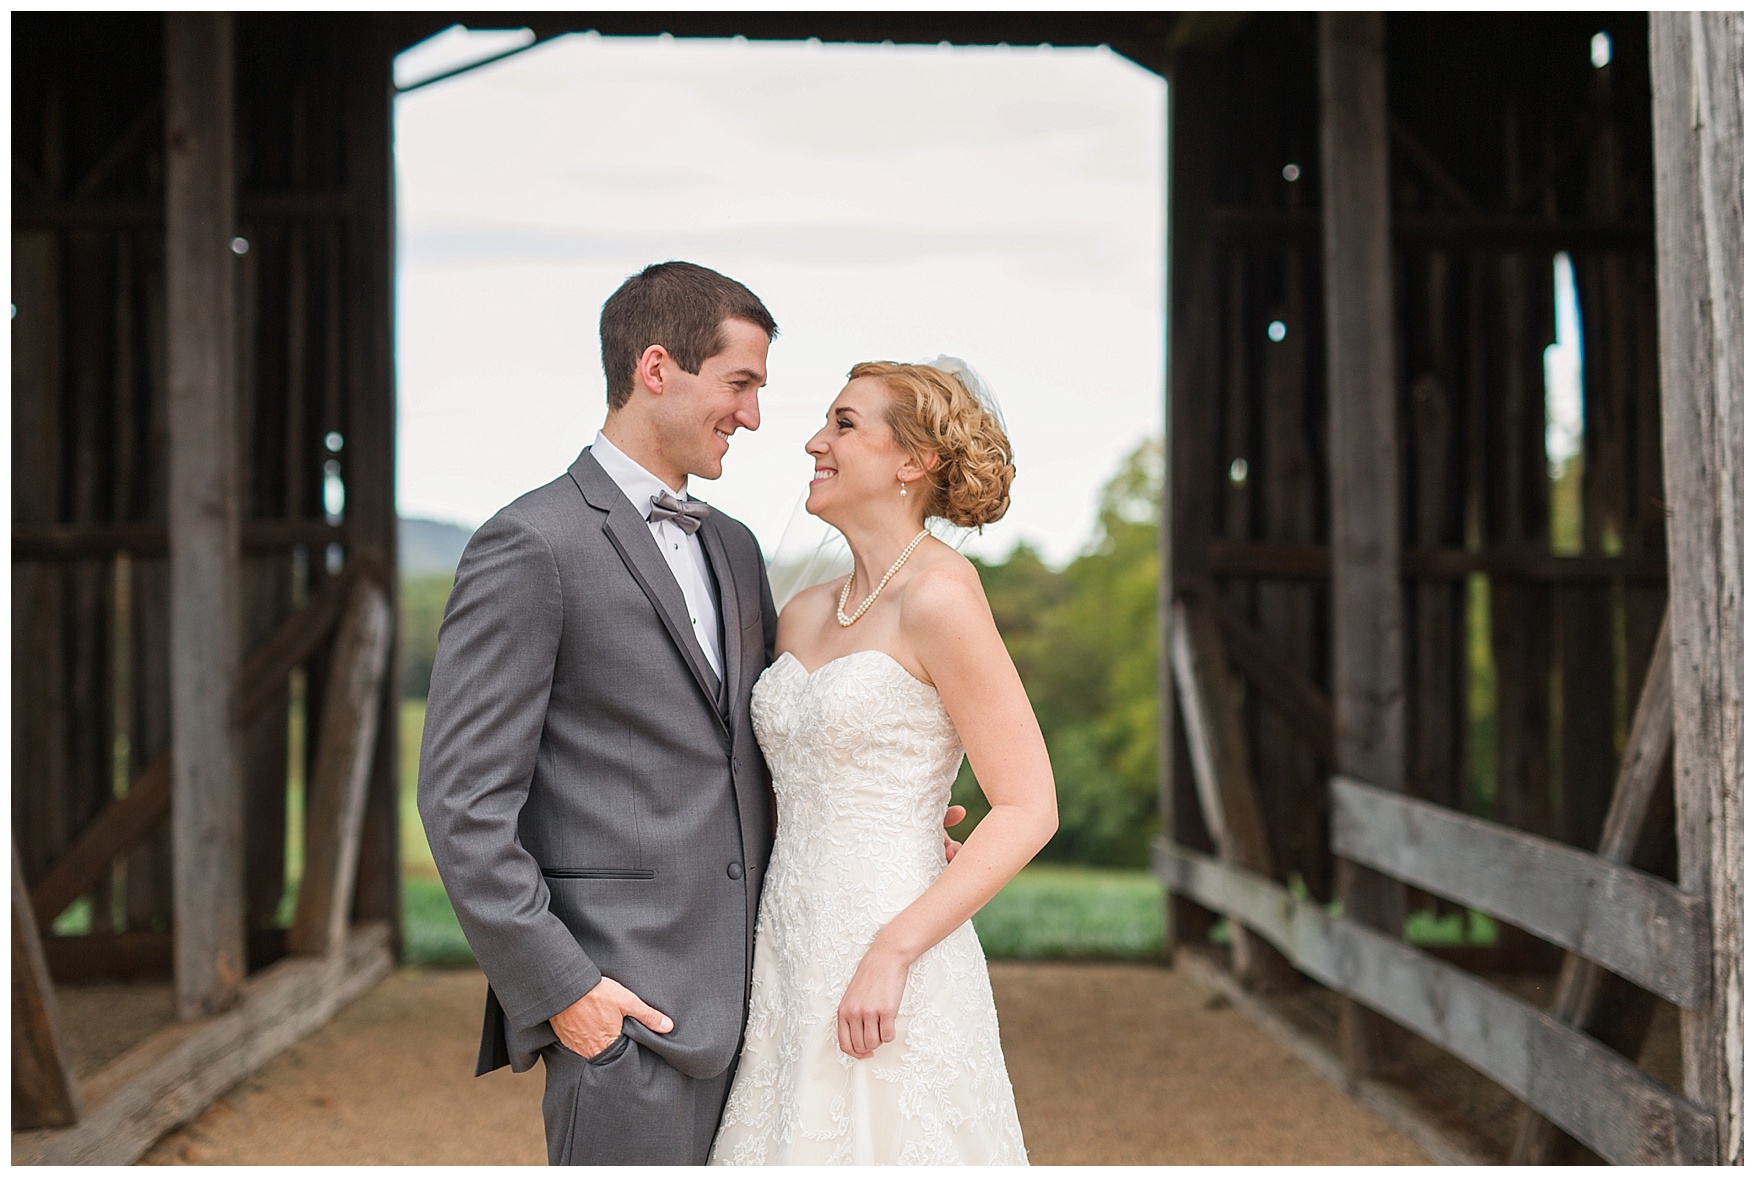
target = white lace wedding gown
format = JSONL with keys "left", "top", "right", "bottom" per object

{"left": 709, "top": 650, "right": 1029, "bottom": 1166}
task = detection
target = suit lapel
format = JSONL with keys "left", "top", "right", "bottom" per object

{"left": 697, "top": 515, "right": 743, "bottom": 712}
{"left": 569, "top": 450, "right": 725, "bottom": 725}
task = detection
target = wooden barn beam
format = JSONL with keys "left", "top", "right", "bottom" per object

{"left": 1388, "top": 118, "right": 1481, "bottom": 216}
{"left": 1169, "top": 596, "right": 1300, "bottom": 992}
{"left": 1318, "top": 10, "right": 1406, "bottom": 1078}
{"left": 40, "top": 929, "right": 290, "bottom": 984}
{"left": 165, "top": 10, "right": 245, "bottom": 1019}
{"left": 12, "top": 842, "right": 82, "bottom": 1129}
{"left": 1331, "top": 774, "right": 1707, "bottom": 1009}
{"left": 1651, "top": 12, "right": 1744, "bottom": 1164}
{"left": 1511, "top": 610, "right": 1679, "bottom": 1162}
{"left": 12, "top": 518, "right": 344, "bottom": 561}
{"left": 30, "top": 754, "right": 169, "bottom": 931}
{"left": 1254, "top": 220, "right": 1327, "bottom": 900}
{"left": 12, "top": 230, "right": 71, "bottom": 929}
{"left": 288, "top": 580, "right": 393, "bottom": 956}
{"left": 341, "top": 29, "right": 405, "bottom": 953}
{"left": 1205, "top": 538, "right": 1667, "bottom": 583}
{"left": 1208, "top": 594, "right": 1336, "bottom": 768}
{"left": 12, "top": 189, "right": 354, "bottom": 230}
{"left": 234, "top": 567, "right": 356, "bottom": 720}
{"left": 68, "top": 95, "right": 163, "bottom": 202}
{"left": 1204, "top": 206, "right": 1654, "bottom": 252}
{"left": 11, "top": 923, "right": 392, "bottom": 1166}
{"left": 1155, "top": 50, "right": 1181, "bottom": 963}
{"left": 1162, "top": 52, "right": 1224, "bottom": 952}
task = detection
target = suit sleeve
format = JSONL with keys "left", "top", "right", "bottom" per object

{"left": 416, "top": 511, "right": 601, "bottom": 1033}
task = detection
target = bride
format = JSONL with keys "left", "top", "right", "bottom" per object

{"left": 710, "top": 359, "right": 1058, "bottom": 1165}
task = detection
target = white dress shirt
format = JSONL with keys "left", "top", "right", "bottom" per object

{"left": 591, "top": 431, "right": 724, "bottom": 680}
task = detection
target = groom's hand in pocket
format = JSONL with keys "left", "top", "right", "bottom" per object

{"left": 551, "top": 976, "right": 673, "bottom": 1059}
{"left": 942, "top": 805, "right": 967, "bottom": 862}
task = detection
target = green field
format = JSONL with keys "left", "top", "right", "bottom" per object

{"left": 396, "top": 701, "right": 1167, "bottom": 967}
{"left": 400, "top": 860, "right": 1167, "bottom": 968}
{"left": 49, "top": 701, "right": 1467, "bottom": 964}
{"left": 970, "top": 865, "right": 1164, "bottom": 959}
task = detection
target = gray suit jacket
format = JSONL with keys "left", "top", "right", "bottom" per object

{"left": 417, "top": 447, "right": 776, "bottom": 1081}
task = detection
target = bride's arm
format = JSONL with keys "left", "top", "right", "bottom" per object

{"left": 836, "top": 560, "right": 1057, "bottom": 1058}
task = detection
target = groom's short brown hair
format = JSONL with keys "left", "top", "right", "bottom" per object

{"left": 600, "top": 262, "right": 778, "bottom": 411}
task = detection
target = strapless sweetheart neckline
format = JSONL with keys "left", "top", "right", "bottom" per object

{"left": 772, "top": 648, "right": 934, "bottom": 690}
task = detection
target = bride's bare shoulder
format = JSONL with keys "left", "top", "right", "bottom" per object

{"left": 775, "top": 577, "right": 839, "bottom": 641}
{"left": 897, "top": 547, "right": 992, "bottom": 630}
{"left": 787, "top": 577, "right": 843, "bottom": 613}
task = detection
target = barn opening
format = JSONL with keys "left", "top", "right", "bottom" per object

{"left": 386, "top": 29, "right": 1171, "bottom": 934}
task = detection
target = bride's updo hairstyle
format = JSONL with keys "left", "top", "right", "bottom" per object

{"left": 847, "top": 361, "right": 1015, "bottom": 529}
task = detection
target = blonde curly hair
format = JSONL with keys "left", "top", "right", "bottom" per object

{"left": 847, "top": 361, "right": 1015, "bottom": 529}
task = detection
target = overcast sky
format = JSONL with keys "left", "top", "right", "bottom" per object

{"left": 393, "top": 30, "right": 1167, "bottom": 565}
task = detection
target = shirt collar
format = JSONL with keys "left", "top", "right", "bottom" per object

{"left": 591, "top": 430, "right": 689, "bottom": 520}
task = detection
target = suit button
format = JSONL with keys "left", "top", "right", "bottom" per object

{"left": 731, "top": 756, "right": 741, "bottom": 771}
{"left": 727, "top": 863, "right": 744, "bottom": 880}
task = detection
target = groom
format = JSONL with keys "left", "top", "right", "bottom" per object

{"left": 418, "top": 261, "right": 782, "bottom": 1165}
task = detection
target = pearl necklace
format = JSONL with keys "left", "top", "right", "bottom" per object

{"left": 837, "top": 529, "right": 931, "bottom": 627}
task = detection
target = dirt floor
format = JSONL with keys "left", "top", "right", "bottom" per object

{"left": 138, "top": 961, "right": 1428, "bottom": 1165}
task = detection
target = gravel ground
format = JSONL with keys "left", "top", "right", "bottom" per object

{"left": 141, "top": 961, "right": 1425, "bottom": 1165}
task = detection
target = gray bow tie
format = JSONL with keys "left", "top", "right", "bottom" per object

{"left": 648, "top": 489, "right": 711, "bottom": 535}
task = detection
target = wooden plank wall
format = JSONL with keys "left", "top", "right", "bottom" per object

{"left": 10, "top": 13, "right": 402, "bottom": 990}
{"left": 1166, "top": 12, "right": 1668, "bottom": 931}
{"left": 13, "top": 14, "right": 167, "bottom": 948}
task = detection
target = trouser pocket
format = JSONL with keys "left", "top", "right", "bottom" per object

{"left": 545, "top": 1037, "right": 725, "bottom": 1165}
{"left": 584, "top": 1033, "right": 631, "bottom": 1066}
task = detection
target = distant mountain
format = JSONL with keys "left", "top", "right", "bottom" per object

{"left": 399, "top": 516, "right": 476, "bottom": 575}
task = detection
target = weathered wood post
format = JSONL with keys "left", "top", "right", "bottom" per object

{"left": 1163, "top": 53, "right": 1224, "bottom": 952}
{"left": 1650, "top": 11, "right": 1744, "bottom": 1164}
{"left": 165, "top": 11, "right": 247, "bottom": 1019}
{"left": 1318, "top": 11, "right": 1407, "bottom": 1077}
{"left": 1158, "top": 65, "right": 1182, "bottom": 955}
{"left": 342, "top": 29, "right": 404, "bottom": 954}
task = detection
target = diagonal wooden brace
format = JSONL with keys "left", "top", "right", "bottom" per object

{"left": 1170, "top": 592, "right": 1301, "bottom": 993}
{"left": 287, "top": 578, "right": 394, "bottom": 957}
{"left": 1508, "top": 608, "right": 1676, "bottom": 1162}
{"left": 13, "top": 838, "right": 83, "bottom": 1127}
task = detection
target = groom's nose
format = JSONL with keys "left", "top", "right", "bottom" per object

{"left": 735, "top": 393, "right": 761, "bottom": 433}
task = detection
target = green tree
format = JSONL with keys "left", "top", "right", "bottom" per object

{"left": 953, "top": 440, "right": 1162, "bottom": 867}
{"left": 399, "top": 573, "right": 454, "bottom": 698}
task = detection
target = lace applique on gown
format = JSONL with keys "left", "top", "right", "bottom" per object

{"left": 709, "top": 650, "right": 1029, "bottom": 1166}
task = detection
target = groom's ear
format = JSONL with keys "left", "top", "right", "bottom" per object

{"left": 635, "top": 344, "right": 671, "bottom": 399}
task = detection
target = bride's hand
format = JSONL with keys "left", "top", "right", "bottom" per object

{"left": 837, "top": 943, "right": 912, "bottom": 1058}
{"left": 942, "top": 804, "right": 967, "bottom": 862}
